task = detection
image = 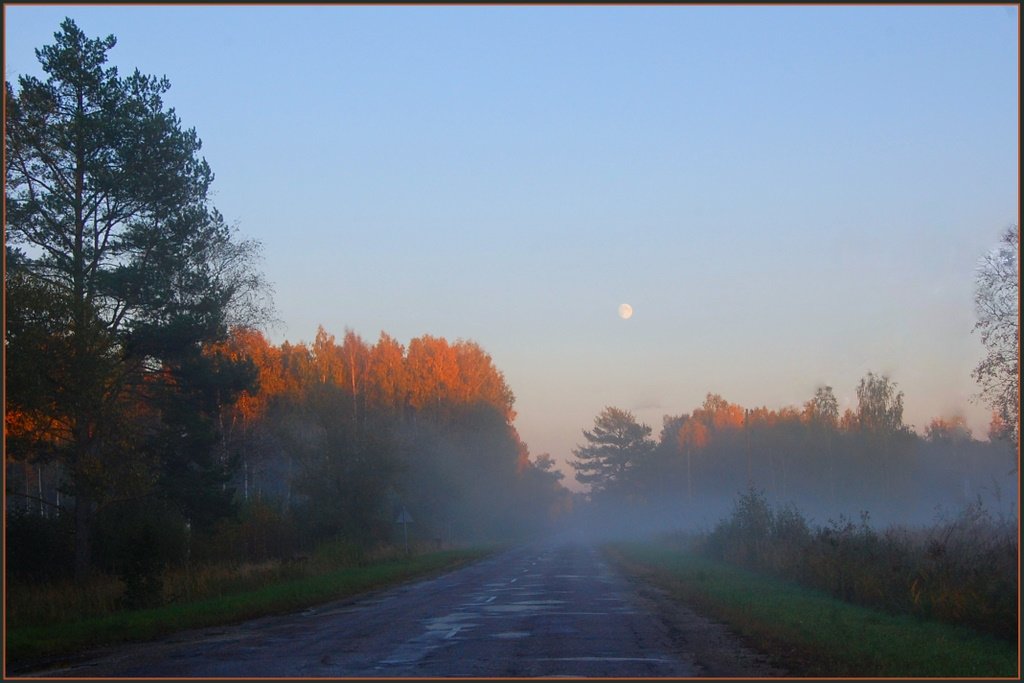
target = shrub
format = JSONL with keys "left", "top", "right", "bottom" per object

{"left": 697, "top": 490, "right": 1018, "bottom": 640}
{"left": 704, "top": 488, "right": 811, "bottom": 573}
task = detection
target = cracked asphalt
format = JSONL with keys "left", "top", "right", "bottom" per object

{"left": 21, "top": 542, "right": 704, "bottom": 678}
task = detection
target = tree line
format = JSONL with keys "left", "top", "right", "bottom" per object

{"left": 571, "top": 373, "right": 1016, "bottom": 530}
{"left": 6, "top": 322, "right": 571, "bottom": 583}
{"left": 203, "top": 325, "right": 570, "bottom": 548}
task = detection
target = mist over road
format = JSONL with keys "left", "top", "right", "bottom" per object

{"left": 24, "top": 541, "right": 721, "bottom": 678}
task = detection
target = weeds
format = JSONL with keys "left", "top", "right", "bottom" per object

{"left": 609, "top": 543, "right": 1017, "bottom": 677}
{"left": 699, "top": 488, "right": 1018, "bottom": 640}
{"left": 6, "top": 538, "right": 459, "bottom": 631}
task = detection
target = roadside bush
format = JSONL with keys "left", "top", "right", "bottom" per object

{"left": 704, "top": 487, "right": 772, "bottom": 567}
{"left": 803, "top": 512, "right": 885, "bottom": 603}
{"left": 910, "top": 501, "right": 1016, "bottom": 638}
{"left": 237, "top": 499, "right": 304, "bottom": 561}
{"left": 704, "top": 488, "right": 811, "bottom": 572}
{"left": 767, "top": 502, "right": 812, "bottom": 574}
{"left": 698, "top": 489, "right": 1018, "bottom": 640}
{"left": 190, "top": 500, "right": 305, "bottom": 565}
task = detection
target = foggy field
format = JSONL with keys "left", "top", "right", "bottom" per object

{"left": 608, "top": 541, "right": 1017, "bottom": 678}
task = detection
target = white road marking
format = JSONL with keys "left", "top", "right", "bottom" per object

{"left": 492, "top": 631, "right": 531, "bottom": 639}
{"left": 537, "top": 657, "right": 673, "bottom": 663}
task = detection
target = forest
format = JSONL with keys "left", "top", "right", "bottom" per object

{"left": 5, "top": 324, "right": 572, "bottom": 584}
{"left": 566, "top": 381, "right": 1017, "bottom": 538}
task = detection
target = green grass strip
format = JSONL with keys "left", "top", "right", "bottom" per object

{"left": 607, "top": 542, "right": 1018, "bottom": 678}
{"left": 6, "top": 548, "right": 492, "bottom": 671}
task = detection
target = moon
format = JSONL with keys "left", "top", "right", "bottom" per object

{"left": 618, "top": 303, "right": 633, "bottom": 320}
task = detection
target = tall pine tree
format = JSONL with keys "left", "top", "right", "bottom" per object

{"left": 5, "top": 19, "right": 270, "bottom": 579}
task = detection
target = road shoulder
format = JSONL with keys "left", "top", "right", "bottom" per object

{"left": 610, "top": 551, "right": 790, "bottom": 677}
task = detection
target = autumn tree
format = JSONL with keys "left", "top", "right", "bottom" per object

{"left": 677, "top": 417, "right": 708, "bottom": 503}
{"left": 365, "top": 332, "right": 408, "bottom": 419}
{"left": 803, "top": 386, "right": 839, "bottom": 428}
{"left": 452, "top": 340, "right": 516, "bottom": 421}
{"left": 856, "top": 372, "right": 906, "bottom": 434}
{"left": 686, "top": 394, "right": 745, "bottom": 498}
{"left": 571, "top": 407, "right": 654, "bottom": 499}
{"left": 924, "top": 416, "right": 973, "bottom": 443}
{"left": 401, "top": 335, "right": 514, "bottom": 423}
{"left": 853, "top": 372, "right": 912, "bottom": 502}
{"left": 973, "top": 224, "right": 1019, "bottom": 449}
{"left": 4, "top": 19, "right": 269, "bottom": 578}
{"left": 312, "top": 326, "right": 345, "bottom": 386}
{"left": 340, "top": 330, "right": 370, "bottom": 431}
{"left": 405, "top": 335, "right": 458, "bottom": 416}
{"left": 208, "top": 327, "right": 290, "bottom": 503}
{"left": 700, "top": 393, "right": 745, "bottom": 431}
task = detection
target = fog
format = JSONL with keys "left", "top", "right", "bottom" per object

{"left": 542, "top": 394, "right": 1018, "bottom": 547}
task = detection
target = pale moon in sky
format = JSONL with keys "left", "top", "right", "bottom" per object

{"left": 618, "top": 303, "right": 633, "bottom": 320}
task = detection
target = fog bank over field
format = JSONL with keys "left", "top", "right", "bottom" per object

{"left": 556, "top": 388, "right": 1017, "bottom": 543}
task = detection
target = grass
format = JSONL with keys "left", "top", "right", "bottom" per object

{"left": 700, "top": 489, "right": 1018, "bottom": 640}
{"left": 6, "top": 547, "right": 492, "bottom": 672}
{"left": 607, "top": 541, "right": 1019, "bottom": 678}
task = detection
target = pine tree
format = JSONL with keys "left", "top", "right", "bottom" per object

{"left": 5, "top": 19, "right": 269, "bottom": 579}
{"left": 570, "top": 407, "right": 654, "bottom": 497}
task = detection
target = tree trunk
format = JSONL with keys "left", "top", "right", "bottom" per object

{"left": 37, "top": 463, "right": 44, "bottom": 516}
{"left": 71, "top": 90, "right": 93, "bottom": 585}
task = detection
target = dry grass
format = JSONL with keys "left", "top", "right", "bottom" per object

{"left": 6, "top": 539, "right": 445, "bottom": 630}
{"left": 6, "top": 575, "right": 124, "bottom": 628}
{"left": 699, "top": 489, "right": 1018, "bottom": 640}
{"left": 609, "top": 542, "right": 1017, "bottom": 678}
{"left": 6, "top": 547, "right": 493, "bottom": 670}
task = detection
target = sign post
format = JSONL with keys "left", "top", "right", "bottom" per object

{"left": 395, "top": 506, "right": 413, "bottom": 555}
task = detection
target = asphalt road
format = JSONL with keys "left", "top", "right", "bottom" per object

{"left": 25, "top": 542, "right": 700, "bottom": 678}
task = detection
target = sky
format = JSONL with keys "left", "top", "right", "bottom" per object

{"left": 5, "top": 5, "right": 1019, "bottom": 489}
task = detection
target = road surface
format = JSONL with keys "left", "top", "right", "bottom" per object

{"left": 21, "top": 541, "right": 781, "bottom": 678}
